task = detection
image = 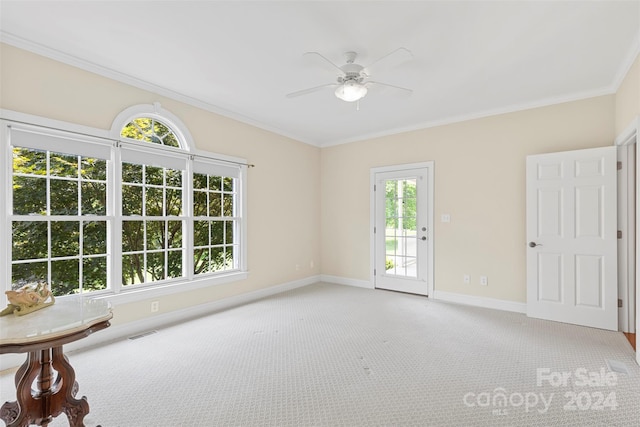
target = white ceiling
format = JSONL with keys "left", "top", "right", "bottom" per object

{"left": 1, "top": 1, "right": 639, "bottom": 147}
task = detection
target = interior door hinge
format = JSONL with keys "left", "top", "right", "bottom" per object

{"left": 374, "top": 184, "right": 376, "bottom": 191}
{"left": 617, "top": 161, "right": 622, "bottom": 171}
{"left": 374, "top": 227, "right": 376, "bottom": 234}
{"left": 618, "top": 298, "right": 623, "bottom": 308}
{"left": 374, "top": 269, "right": 376, "bottom": 276}
{"left": 617, "top": 230, "right": 622, "bottom": 239}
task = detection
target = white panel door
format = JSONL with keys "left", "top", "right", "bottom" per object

{"left": 373, "top": 165, "right": 433, "bottom": 296}
{"left": 526, "top": 146, "right": 617, "bottom": 330}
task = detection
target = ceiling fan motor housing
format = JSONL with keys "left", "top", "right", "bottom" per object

{"left": 338, "top": 63, "right": 366, "bottom": 84}
{"left": 336, "top": 53, "right": 368, "bottom": 100}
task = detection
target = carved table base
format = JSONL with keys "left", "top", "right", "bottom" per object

{"left": 1, "top": 299, "right": 111, "bottom": 427}
{"left": 1, "top": 346, "right": 89, "bottom": 427}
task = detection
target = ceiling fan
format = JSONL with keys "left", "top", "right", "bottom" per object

{"left": 286, "top": 48, "right": 413, "bottom": 104}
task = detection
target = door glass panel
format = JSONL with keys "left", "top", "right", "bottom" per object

{"left": 384, "top": 178, "right": 417, "bottom": 278}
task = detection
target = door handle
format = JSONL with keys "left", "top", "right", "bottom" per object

{"left": 421, "top": 236, "right": 427, "bottom": 241}
{"left": 528, "top": 242, "right": 542, "bottom": 248}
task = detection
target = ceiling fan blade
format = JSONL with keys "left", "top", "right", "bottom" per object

{"left": 363, "top": 47, "right": 413, "bottom": 75}
{"left": 303, "top": 52, "right": 345, "bottom": 75}
{"left": 286, "top": 83, "right": 338, "bottom": 98}
{"left": 366, "top": 81, "right": 413, "bottom": 95}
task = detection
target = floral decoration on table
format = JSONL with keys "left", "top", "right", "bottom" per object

{"left": 1, "top": 282, "right": 56, "bottom": 317}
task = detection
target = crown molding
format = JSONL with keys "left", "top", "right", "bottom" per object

{"left": 320, "top": 86, "right": 615, "bottom": 148}
{"left": 611, "top": 29, "right": 640, "bottom": 93}
{"left": 0, "top": 32, "right": 319, "bottom": 147}
{"left": 2, "top": 29, "right": 636, "bottom": 150}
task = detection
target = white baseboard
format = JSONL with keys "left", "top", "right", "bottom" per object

{"left": 432, "top": 290, "right": 526, "bottom": 314}
{"left": 0, "top": 275, "right": 319, "bottom": 372}
{"left": 319, "top": 275, "right": 525, "bottom": 313}
{"left": 320, "top": 275, "right": 373, "bottom": 289}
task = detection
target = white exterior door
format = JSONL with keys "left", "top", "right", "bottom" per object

{"left": 372, "top": 163, "right": 433, "bottom": 296}
{"left": 526, "top": 146, "right": 617, "bottom": 330}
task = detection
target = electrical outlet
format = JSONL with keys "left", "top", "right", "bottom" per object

{"left": 295, "top": 264, "right": 300, "bottom": 271}
{"left": 464, "top": 274, "right": 470, "bottom": 284}
{"left": 151, "top": 301, "right": 160, "bottom": 312}
{"left": 480, "top": 276, "right": 488, "bottom": 286}
{"left": 310, "top": 260, "right": 314, "bottom": 269}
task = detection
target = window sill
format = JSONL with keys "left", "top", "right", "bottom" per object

{"left": 89, "top": 270, "right": 249, "bottom": 306}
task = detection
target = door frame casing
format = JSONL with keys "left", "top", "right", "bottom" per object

{"left": 617, "top": 142, "right": 635, "bottom": 333}
{"left": 615, "top": 116, "right": 639, "bottom": 365}
{"left": 370, "top": 161, "right": 434, "bottom": 296}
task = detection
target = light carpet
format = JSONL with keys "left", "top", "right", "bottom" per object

{"left": 1, "top": 282, "right": 638, "bottom": 426}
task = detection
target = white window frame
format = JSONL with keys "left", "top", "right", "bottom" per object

{"left": 0, "top": 106, "right": 248, "bottom": 307}
{"left": 10, "top": 131, "right": 112, "bottom": 295}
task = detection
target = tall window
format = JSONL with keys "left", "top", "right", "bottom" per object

{"left": 121, "top": 161, "right": 184, "bottom": 285}
{"left": 4, "top": 106, "right": 246, "bottom": 300}
{"left": 193, "top": 173, "right": 238, "bottom": 274}
{"left": 10, "top": 128, "right": 111, "bottom": 296}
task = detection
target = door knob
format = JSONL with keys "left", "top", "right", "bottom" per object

{"left": 528, "top": 242, "right": 542, "bottom": 248}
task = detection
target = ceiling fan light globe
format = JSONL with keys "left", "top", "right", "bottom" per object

{"left": 335, "top": 82, "right": 368, "bottom": 102}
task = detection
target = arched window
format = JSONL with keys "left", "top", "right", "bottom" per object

{"left": 113, "top": 105, "right": 191, "bottom": 287}
{"left": 112, "top": 103, "right": 244, "bottom": 289}
{"left": 111, "top": 102, "right": 192, "bottom": 151}
{"left": 3, "top": 104, "right": 246, "bottom": 301}
{"left": 120, "top": 117, "right": 180, "bottom": 147}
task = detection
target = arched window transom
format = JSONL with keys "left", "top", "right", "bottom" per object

{"left": 121, "top": 117, "right": 180, "bottom": 148}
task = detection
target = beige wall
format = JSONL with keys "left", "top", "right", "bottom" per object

{"left": 321, "top": 96, "right": 616, "bottom": 303}
{"left": 0, "top": 43, "right": 321, "bottom": 325}
{"left": 615, "top": 54, "right": 640, "bottom": 135}
{"left": 1, "top": 41, "right": 635, "bottom": 317}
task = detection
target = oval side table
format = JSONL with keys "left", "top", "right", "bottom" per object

{"left": 0, "top": 297, "right": 112, "bottom": 427}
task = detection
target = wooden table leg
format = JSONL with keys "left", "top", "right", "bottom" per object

{"left": 50, "top": 346, "right": 89, "bottom": 426}
{"left": 0, "top": 351, "right": 41, "bottom": 427}
{"left": 0, "top": 346, "right": 90, "bottom": 427}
